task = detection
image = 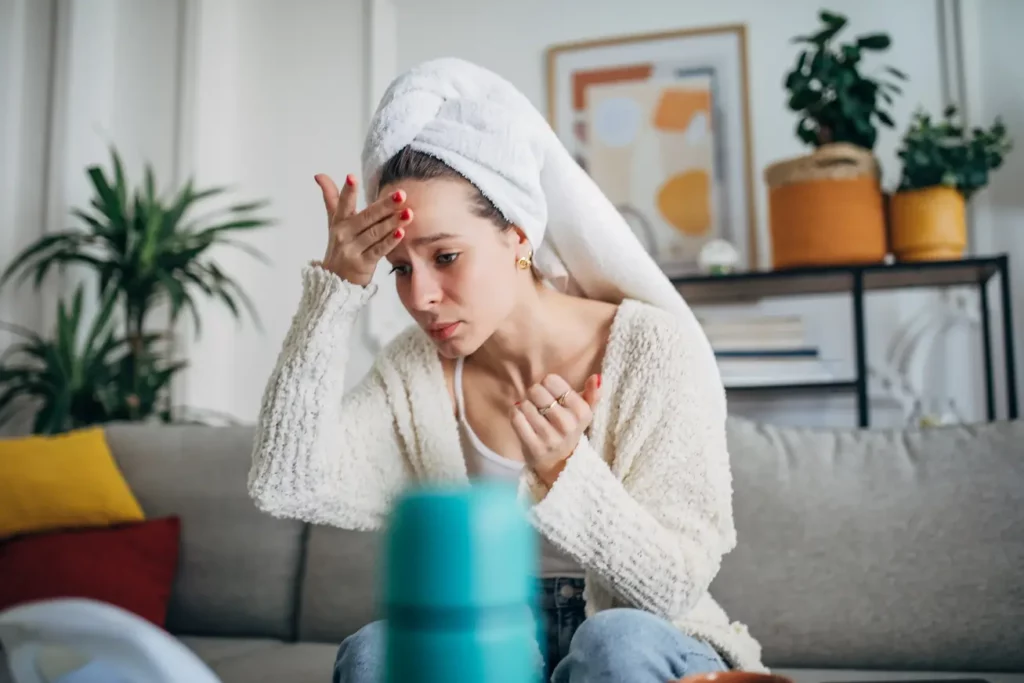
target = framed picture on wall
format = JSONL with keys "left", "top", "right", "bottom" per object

{"left": 547, "top": 24, "right": 757, "bottom": 275}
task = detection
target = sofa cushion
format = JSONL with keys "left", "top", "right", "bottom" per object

{"left": 0, "top": 427, "right": 144, "bottom": 539}
{"left": 714, "top": 417, "right": 1024, "bottom": 672}
{"left": 104, "top": 424, "right": 304, "bottom": 640}
{"left": 180, "top": 637, "right": 337, "bottom": 683}
{"left": 295, "top": 526, "right": 383, "bottom": 642}
{"left": 0, "top": 517, "right": 180, "bottom": 626}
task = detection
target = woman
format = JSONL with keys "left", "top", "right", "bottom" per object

{"left": 248, "top": 58, "right": 764, "bottom": 683}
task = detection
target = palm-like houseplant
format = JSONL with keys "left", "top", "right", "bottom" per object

{"left": 0, "top": 147, "right": 272, "bottom": 432}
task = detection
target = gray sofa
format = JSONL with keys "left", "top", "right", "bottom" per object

{"left": 9, "top": 417, "right": 1024, "bottom": 683}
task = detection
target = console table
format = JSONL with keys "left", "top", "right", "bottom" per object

{"left": 670, "top": 254, "right": 1018, "bottom": 428}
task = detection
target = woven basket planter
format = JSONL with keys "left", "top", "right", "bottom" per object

{"left": 764, "top": 143, "right": 888, "bottom": 269}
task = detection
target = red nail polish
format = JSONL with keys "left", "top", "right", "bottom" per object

{"left": 393, "top": 228, "right": 404, "bottom": 239}
{"left": 345, "top": 174, "right": 355, "bottom": 186}
{"left": 400, "top": 208, "right": 412, "bottom": 220}
{"left": 391, "top": 190, "right": 404, "bottom": 202}
{"left": 514, "top": 401, "right": 521, "bottom": 407}
{"left": 596, "top": 374, "right": 602, "bottom": 388}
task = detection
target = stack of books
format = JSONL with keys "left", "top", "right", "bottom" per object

{"left": 697, "top": 315, "right": 834, "bottom": 387}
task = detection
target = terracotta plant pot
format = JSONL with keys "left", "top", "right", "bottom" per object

{"left": 888, "top": 186, "right": 967, "bottom": 261}
{"left": 764, "top": 143, "right": 888, "bottom": 269}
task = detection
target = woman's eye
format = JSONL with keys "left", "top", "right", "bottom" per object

{"left": 390, "top": 264, "right": 411, "bottom": 276}
{"left": 436, "top": 252, "right": 459, "bottom": 265}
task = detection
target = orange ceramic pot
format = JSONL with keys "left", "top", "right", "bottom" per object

{"left": 888, "top": 186, "right": 967, "bottom": 261}
{"left": 764, "top": 143, "right": 888, "bottom": 269}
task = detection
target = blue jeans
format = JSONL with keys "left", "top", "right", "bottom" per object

{"left": 332, "top": 607, "right": 727, "bottom": 683}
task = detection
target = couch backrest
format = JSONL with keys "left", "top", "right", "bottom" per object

{"left": 713, "top": 417, "right": 1024, "bottom": 672}
{"left": 105, "top": 423, "right": 306, "bottom": 640}
{"left": 105, "top": 418, "right": 1024, "bottom": 672}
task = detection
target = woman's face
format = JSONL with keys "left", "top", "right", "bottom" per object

{"left": 378, "top": 177, "right": 526, "bottom": 359}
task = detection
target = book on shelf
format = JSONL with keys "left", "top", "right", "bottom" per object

{"left": 698, "top": 314, "right": 806, "bottom": 353}
{"left": 715, "top": 350, "right": 837, "bottom": 387}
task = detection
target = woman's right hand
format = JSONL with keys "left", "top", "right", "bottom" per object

{"left": 314, "top": 173, "right": 414, "bottom": 287}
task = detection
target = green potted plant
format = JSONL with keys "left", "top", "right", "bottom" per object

{"left": 0, "top": 147, "right": 272, "bottom": 432}
{"left": 0, "top": 287, "right": 185, "bottom": 434}
{"left": 783, "top": 10, "right": 905, "bottom": 150}
{"left": 889, "top": 105, "right": 1012, "bottom": 261}
{"left": 765, "top": 9, "right": 908, "bottom": 269}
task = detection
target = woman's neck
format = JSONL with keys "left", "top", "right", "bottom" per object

{"left": 470, "top": 283, "right": 594, "bottom": 394}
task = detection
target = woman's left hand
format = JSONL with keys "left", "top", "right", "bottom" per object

{"left": 512, "top": 373, "right": 601, "bottom": 487}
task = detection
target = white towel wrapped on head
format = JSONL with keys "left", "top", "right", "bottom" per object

{"left": 361, "top": 57, "right": 696, "bottom": 322}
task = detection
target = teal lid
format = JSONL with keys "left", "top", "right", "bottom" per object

{"left": 383, "top": 481, "right": 536, "bottom": 611}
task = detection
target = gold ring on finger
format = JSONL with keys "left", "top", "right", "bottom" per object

{"left": 538, "top": 399, "right": 558, "bottom": 416}
{"left": 556, "top": 390, "right": 570, "bottom": 406}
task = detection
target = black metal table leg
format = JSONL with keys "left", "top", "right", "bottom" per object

{"left": 852, "top": 272, "right": 869, "bottom": 428}
{"left": 980, "top": 279, "right": 996, "bottom": 420}
{"left": 999, "top": 256, "right": 1018, "bottom": 419}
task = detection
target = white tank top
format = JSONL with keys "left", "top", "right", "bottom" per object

{"left": 454, "top": 357, "right": 584, "bottom": 578}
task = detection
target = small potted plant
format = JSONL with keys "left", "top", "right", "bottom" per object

{"left": 890, "top": 105, "right": 1012, "bottom": 261}
{"left": 765, "top": 9, "right": 907, "bottom": 269}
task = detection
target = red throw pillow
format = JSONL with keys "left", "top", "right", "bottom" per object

{"left": 0, "top": 517, "right": 181, "bottom": 627}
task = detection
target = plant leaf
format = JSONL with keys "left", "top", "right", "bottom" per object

{"left": 856, "top": 33, "right": 891, "bottom": 50}
{"left": 886, "top": 65, "right": 908, "bottom": 80}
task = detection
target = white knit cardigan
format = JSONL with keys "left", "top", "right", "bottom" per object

{"left": 248, "top": 265, "right": 765, "bottom": 672}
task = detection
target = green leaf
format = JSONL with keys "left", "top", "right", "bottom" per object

{"left": 111, "top": 147, "right": 128, "bottom": 210}
{"left": 886, "top": 65, "right": 908, "bottom": 80}
{"left": 877, "top": 110, "right": 895, "bottom": 127}
{"left": 788, "top": 86, "right": 820, "bottom": 112}
{"left": 820, "top": 10, "right": 847, "bottom": 26}
{"left": 856, "top": 33, "right": 891, "bottom": 50}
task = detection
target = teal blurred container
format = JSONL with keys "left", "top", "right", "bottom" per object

{"left": 382, "top": 481, "right": 541, "bottom": 683}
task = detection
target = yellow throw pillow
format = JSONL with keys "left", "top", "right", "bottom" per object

{"left": 0, "top": 427, "right": 145, "bottom": 539}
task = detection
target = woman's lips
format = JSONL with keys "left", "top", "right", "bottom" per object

{"left": 428, "top": 322, "right": 461, "bottom": 341}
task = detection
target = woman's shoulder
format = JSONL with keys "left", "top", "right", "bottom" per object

{"left": 612, "top": 298, "right": 713, "bottom": 360}
{"left": 607, "top": 298, "right": 722, "bottom": 391}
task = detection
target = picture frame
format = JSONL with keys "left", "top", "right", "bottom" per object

{"left": 546, "top": 24, "right": 757, "bottom": 275}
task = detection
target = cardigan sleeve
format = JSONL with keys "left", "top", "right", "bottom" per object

{"left": 526, "top": 316, "right": 736, "bottom": 620}
{"left": 247, "top": 264, "right": 411, "bottom": 531}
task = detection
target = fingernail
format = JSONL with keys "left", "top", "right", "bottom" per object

{"left": 400, "top": 208, "right": 412, "bottom": 220}
{"left": 514, "top": 401, "right": 521, "bottom": 407}
{"left": 393, "top": 228, "right": 404, "bottom": 239}
{"left": 596, "top": 374, "right": 602, "bottom": 388}
{"left": 314, "top": 174, "right": 321, "bottom": 183}
{"left": 391, "top": 190, "right": 404, "bottom": 203}
{"left": 345, "top": 174, "right": 355, "bottom": 186}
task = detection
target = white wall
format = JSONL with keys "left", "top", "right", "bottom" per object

{"left": 2, "top": 0, "right": 1019, "bottom": 429}
{"left": 0, "top": 0, "right": 56, "bottom": 336}
{"left": 973, "top": 0, "right": 1024, "bottom": 406}
{"left": 172, "top": 0, "right": 372, "bottom": 421}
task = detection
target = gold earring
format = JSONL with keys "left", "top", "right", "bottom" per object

{"left": 516, "top": 254, "right": 532, "bottom": 270}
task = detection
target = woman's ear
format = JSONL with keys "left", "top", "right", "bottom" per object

{"left": 508, "top": 225, "right": 530, "bottom": 252}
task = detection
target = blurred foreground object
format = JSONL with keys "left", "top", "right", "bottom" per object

{"left": 383, "top": 482, "right": 540, "bottom": 683}
{"left": 0, "top": 598, "right": 220, "bottom": 683}
{"left": 678, "top": 673, "right": 794, "bottom": 683}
